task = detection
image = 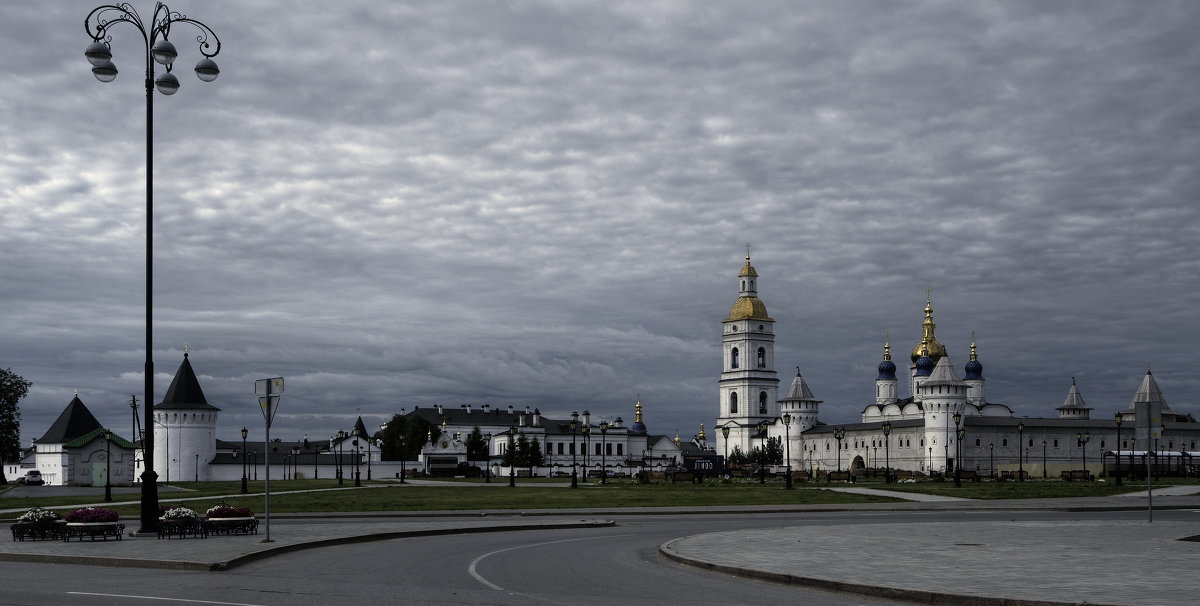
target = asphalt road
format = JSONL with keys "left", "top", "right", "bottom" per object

{"left": 4, "top": 509, "right": 1193, "bottom": 606}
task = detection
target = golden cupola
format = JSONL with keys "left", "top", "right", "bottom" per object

{"left": 726, "top": 250, "right": 773, "bottom": 321}
{"left": 910, "top": 291, "right": 947, "bottom": 363}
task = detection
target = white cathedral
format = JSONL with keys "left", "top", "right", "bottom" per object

{"left": 714, "top": 251, "right": 1198, "bottom": 478}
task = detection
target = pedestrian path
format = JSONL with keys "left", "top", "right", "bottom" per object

{"left": 1113, "top": 484, "right": 1200, "bottom": 497}
{"left": 822, "top": 486, "right": 973, "bottom": 502}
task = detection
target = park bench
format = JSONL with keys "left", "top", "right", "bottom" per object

{"left": 953, "top": 470, "right": 980, "bottom": 482}
{"left": 671, "top": 472, "right": 695, "bottom": 483}
{"left": 10, "top": 521, "right": 66, "bottom": 541}
{"left": 205, "top": 517, "right": 259, "bottom": 536}
{"left": 827, "top": 471, "right": 853, "bottom": 482}
{"left": 1061, "top": 470, "right": 1092, "bottom": 482}
{"left": 64, "top": 522, "right": 125, "bottom": 541}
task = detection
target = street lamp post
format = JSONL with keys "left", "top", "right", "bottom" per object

{"left": 1076, "top": 431, "right": 1091, "bottom": 480}
{"left": 758, "top": 421, "right": 769, "bottom": 485}
{"left": 336, "top": 430, "right": 345, "bottom": 486}
{"left": 366, "top": 435, "right": 373, "bottom": 481}
{"left": 1114, "top": 413, "right": 1124, "bottom": 485}
{"left": 569, "top": 411, "right": 579, "bottom": 489}
{"left": 881, "top": 421, "right": 892, "bottom": 483}
{"left": 581, "top": 411, "right": 591, "bottom": 483}
{"left": 104, "top": 428, "right": 113, "bottom": 502}
{"left": 351, "top": 426, "right": 362, "bottom": 487}
{"left": 782, "top": 413, "right": 793, "bottom": 489}
{"left": 251, "top": 450, "right": 257, "bottom": 481}
{"left": 240, "top": 427, "right": 248, "bottom": 493}
{"left": 1016, "top": 422, "right": 1025, "bottom": 482}
{"left": 599, "top": 421, "right": 609, "bottom": 485}
{"left": 84, "top": 2, "right": 222, "bottom": 536}
{"left": 833, "top": 427, "right": 846, "bottom": 474}
{"left": 398, "top": 434, "right": 407, "bottom": 484}
{"left": 952, "top": 412, "right": 963, "bottom": 488}
{"left": 482, "top": 434, "right": 491, "bottom": 483}
{"left": 989, "top": 443, "right": 994, "bottom": 479}
{"left": 720, "top": 424, "right": 731, "bottom": 473}
{"left": 508, "top": 426, "right": 517, "bottom": 488}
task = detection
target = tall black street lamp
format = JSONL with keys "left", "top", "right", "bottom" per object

{"left": 1114, "top": 412, "right": 1124, "bottom": 485}
{"left": 84, "top": 2, "right": 222, "bottom": 536}
{"left": 952, "top": 412, "right": 963, "bottom": 488}
{"left": 881, "top": 421, "right": 892, "bottom": 483}
{"left": 781, "top": 413, "right": 793, "bottom": 489}
{"left": 833, "top": 427, "right": 846, "bottom": 474}
{"left": 336, "top": 430, "right": 345, "bottom": 486}
{"left": 104, "top": 428, "right": 113, "bottom": 502}
{"left": 351, "top": 427, "right": 362, "bottom": 487}
{"left": 1076, "top": 431, "right": 1091, "bottom": 480}
{"left": 989, "top": 443, "right": 994, "bottom": 479}
{"left": 366, "top": 435, "right": 373, "bottom": 481}
{"left": 599, "top": 421, "right": 609, "bottom": 485}
{"left": 507, "top": 426, "right": 518, "bottom": 487}
{"left": 569, "top": 411, "right": 579, "bottom": 489}
{"left": 240, "top": 427, "right": 248, "bottom": 493}
{"left": 398, "top": 434, "right": 407, "bottom": 484}
{"left": 581, "top": 410, "right": 591, "bottom": 482}
{"left": 251, "top": 450, "right": 257, "bottom": 481}
{"left": 1016, "top": 422, "right": 1025, "bottom": 482}
{"left": 758, "top": 421, "right": 770, "bottom": 484}
{"left": 720, "top": 424, "right": 731, "bottom": 471}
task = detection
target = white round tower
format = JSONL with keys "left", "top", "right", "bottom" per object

{"left": 153, "top": 352, "right": 220, "bottom": 483}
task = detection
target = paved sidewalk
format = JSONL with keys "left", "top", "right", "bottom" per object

{"left": 0, "top": 515, "right": 613, "bottom": 571}
{"left": 662, "top": 518, "right": 1200, "bottom": 606}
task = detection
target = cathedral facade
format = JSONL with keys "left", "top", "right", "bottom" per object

{"left": 714, "top": 251, "right": 1198, "bottom": 478}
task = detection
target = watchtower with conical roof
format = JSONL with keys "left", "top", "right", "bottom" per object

{"left": 153, "top": 352, "right": 220, "bottom": 482}
{"left": 716, "top": 247, "right": 780, "bottom": 457}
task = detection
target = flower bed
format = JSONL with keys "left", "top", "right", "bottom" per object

{"left": 204, "top": 504, "right": 257, "bottom": 535}
{"left": 65, "top": 507, "right": 119, "bottom": 524}
{"left": 158, "top": 506, "right": 207, "bottom": 539}
{"left": 63, "top": 507, "right": 123, "bottom": 541}
{"left": 11, "top": 507, "right": 66, "bottom": 541}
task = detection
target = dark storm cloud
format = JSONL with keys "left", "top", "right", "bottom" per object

{"left": 2, "top": 1, "right": 1197, "bottom": 445}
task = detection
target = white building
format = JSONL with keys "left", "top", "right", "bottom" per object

{"left": 714, "top": 250, "right": 1199, "bottom": 479}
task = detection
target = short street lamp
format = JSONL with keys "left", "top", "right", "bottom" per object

{"left": 581, "top": 410, "right": 591, "bottom": 482}
{"left": 240, "top": 427, "right": 248, "bottom": 493}
{"left": 1076, "top": 431, "right": 1091, "bottom": 480}
{"left": 720, "top": 424, "right": 731, "bottom": 471}
{"left": 1042, "top": 440, "right": 1048, "bottom": 479}
{"left": 84, "top": 2, "right": 223, "bottom": 535}
{"left": 833, "top": 427, "right": 846, "bottom": 473}
{"left": 881, "top": 421, "right": 892, "bottom": 483}
{"left": 758, "top": 421, "right": 770, "bottom": 485}
{"left": 1114, "top": 412, "right": 1124, "bottom": 485}
{"left": 508, "top": 426, "right": 518, "bottom": 488}
{"left": 599, "top": 421, "right": 610, "bottom": 485}
{"left": 1016, "top": 422, "right": 1025, "bottom": 482}
{"left": 336, "top": 430, "right": 346, "bottom": 486}
{"left": 569, "top": 411, "right": 579, "bottom": 489}
{"left": 398, "top": 434, "right": 407, "bottom": 484}
{"left": 952, "top": 412, "right": 963, "bottom": 488}
{"left": 781, "top": 413, "right": 793, "bottom": 490}
{"left": 351, "top": 426, "right": 362, "bottom": 487}
{"left": 104, "top": 428, "right": 113, "bottom": 502}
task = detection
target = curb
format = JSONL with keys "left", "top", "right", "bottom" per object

{"left": 658, "top": 537, "right": 1113, "bottom": 606}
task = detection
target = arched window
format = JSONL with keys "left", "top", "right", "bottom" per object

{"left": 730, "top": 392, "right": 738, "bottom": 414}
{"left": 731, "top": 347, "right": 740, "bottom": 369}
{"left": 758, "top": 392, "right": 768, "bottom": 414}
{"left": 757, "top": 347, "right": 766, "bottom": 368}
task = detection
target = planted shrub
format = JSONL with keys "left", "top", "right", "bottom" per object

{"left": 16, "top": 507, "right": 61, "bottom": 524}
{"left": 206, "top": 504, "right": 253, "bottom": 518}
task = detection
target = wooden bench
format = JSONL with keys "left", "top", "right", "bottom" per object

{"left": 827, "top": 471, "right": 854, "bottom": 482}
{"left": 1061, "top": 470, "right": 1092, "bottom": 482}
{"left": 953, "top": 470, "right": 980, "bottom": 482}
{"left": 64, "top": 522, "right": 125, "bottom": 541}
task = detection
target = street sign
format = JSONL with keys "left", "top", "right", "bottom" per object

{"left": 255, "top": 377, "right": 284, "bottom": 396}
{"left": 684, "top": 454, "right": 724, "bottom": 475}
{"left": 259, "top": 394, "right": 280, "bottom": 427}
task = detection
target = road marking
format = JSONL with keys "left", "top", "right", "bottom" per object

{"left": 468, "top": 533, "right": 634, "bottom": 591}
{"left": 67, "top": 593, "right": 265, "bottom": 606}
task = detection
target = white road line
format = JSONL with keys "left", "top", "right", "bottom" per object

{"left": 468, "top": 533, "right": 634, "bottom": 591}
{"left": 67, "top": 593, "right": 266, "bottom": 606}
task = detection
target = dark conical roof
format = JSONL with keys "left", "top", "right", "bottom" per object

{"left": 156, "top": 353, "right": 220, "bottom": 411}
{"left": 353, "top": 416, "right": 369, "bottom": 437}
{"left": 39, "top": 394, "right": 103, "bottom": 444}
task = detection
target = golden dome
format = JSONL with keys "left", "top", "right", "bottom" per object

{"left": 738, "top": 259, "right": 759, "bottom": 278}
{"left": 910, "top": 293, "right": 947, "bottom": 362}
{"left": 726, "top": 296, "right": 772, "bottom": 321}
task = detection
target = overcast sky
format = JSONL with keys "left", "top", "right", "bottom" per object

{"left": 3, "top": 1, "right": 1198, "bottom": 448}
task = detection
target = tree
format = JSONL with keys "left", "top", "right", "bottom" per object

{"left": 728, "top": 445, "right": 749, "bottom": 466}
{"left": 0, "top": 368, "right": 31, "bottom": 485}
{"left": 527, "top": 437, "right": 545, "bottom": 471}
{"left": 376, "top": 414, "right": 440, "bottom": 461}
{"left": 465, "top": 426, "right": 487, "bottom": 462}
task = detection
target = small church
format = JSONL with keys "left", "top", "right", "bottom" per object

{"left": 23, "top": 393, "right": 136, "bottom": 487}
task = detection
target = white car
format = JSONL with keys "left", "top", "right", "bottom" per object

{"left": 16, "top": 470, "right": 44, "bottom": 485}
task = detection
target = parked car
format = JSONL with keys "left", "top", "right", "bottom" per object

{"left": 16, "top": 470, "right": 44, "bottom": 486}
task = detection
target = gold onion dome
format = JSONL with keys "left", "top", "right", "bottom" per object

{"left": 910, "top": 294, "right": 947, "bottom": 363}
{"left": 726, "top": 297, "right": 772, "bottom": 321}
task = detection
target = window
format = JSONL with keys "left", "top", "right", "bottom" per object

{"left": 557, "top": 443, "right": 564, "bottom": 455}
{"left": 757, "top": 348, "right": 766, "bottom": 368}
{"left": 1003, "top": 439, "right": 1008, "bottom": 446}
{"left": 1029, "top": 439, "right": 1033, "bottom": 447}
{"left": 731, "top": 347, "right": 740, "bottom": 369}
{"left": 1054, "top": 439, "right": 1059, "bottom": 447}
{"left": 730, "top": 392, "right": 739, "bottom": 414}
{"left": 547, "top": 443, "right": 553, "bottom": 454}
{"left": 758, "top": 392, "right": 768, "bottom": 414}
{"left": 595, "top": 443, "right": 602, "bottom": 456}
{"left": 975, "top": 439, "right": 980, "bottom": 446}
{"left": 605, "top": 443, "right": 612, "bottom": 455}
{"left": 569, "top": 443, "right": 575, "bottom": 455}
{"left": 617, "top": 444, "right": 623, "bottom": 456}
{"left": 1100, "top": 440, "right": 1105, "bottom": 448}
